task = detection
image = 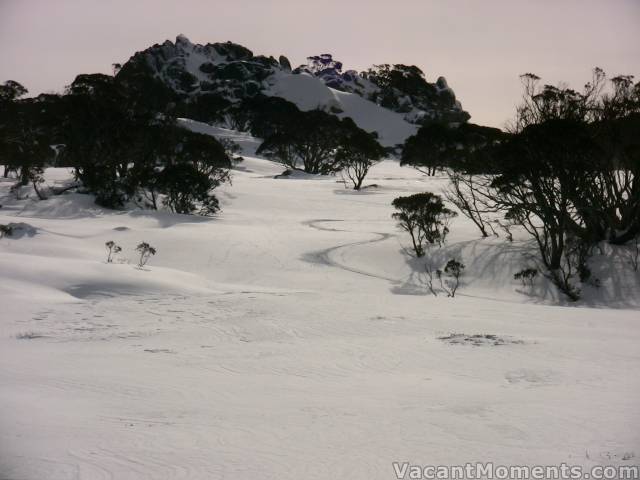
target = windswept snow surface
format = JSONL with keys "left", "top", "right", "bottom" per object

{"left": 1, "top": 150, "right": 639, "bottom": 479}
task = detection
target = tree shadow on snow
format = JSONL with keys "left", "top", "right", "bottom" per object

{"left": 390, "top": 236, "right": 640, "bottom": 309}
{"left": 389, "top": 237, "right": 560, "bottom": 303}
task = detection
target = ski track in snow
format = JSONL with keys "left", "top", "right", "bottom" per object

{"left": 302, "top": 219, "right": 398, "bottom": 282}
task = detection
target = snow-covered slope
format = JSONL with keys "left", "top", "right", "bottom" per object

{"left": 1, "top": 144, "right": 639, "bottom": 479}
{"left": 332, "top": 89, "right": 418, "bottom": 146}
{"left": 177, "top": 118, "right": 262, "bottom": 155}
{"left": 263, "top": 71, "right": 418, "bottom": 146}
{"left": 264, "top": 71, "right": 342, "bottom": 111}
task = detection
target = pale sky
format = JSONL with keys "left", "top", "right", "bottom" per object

{"left": 1, "top": 0, "right": 638, "bottom": 128}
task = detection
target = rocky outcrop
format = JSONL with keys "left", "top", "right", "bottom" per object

{"left": 117, "top": 35, "right": 469, "bottom": 126}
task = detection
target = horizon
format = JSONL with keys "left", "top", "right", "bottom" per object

{"left": 1, "top": 0, "right": 639, "bottom": 128}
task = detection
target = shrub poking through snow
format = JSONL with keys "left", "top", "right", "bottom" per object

{"left": 437, "top": 259, "right": 465, "bottom": 297}
{"left": 514, "top": 268, "right": 538, "bottom": 286}
{"left": 0, "top": 224, "right": 13, "bottom": 238}
{"left": 16, "top": 331, "right": 45, "bottom": 340}
{"left": 136, "top": 242, "right": 156, "bottom": 268}
{"left": 391, "top": 192, "right": 457, "bottom": 257}
{"left": 105, "top": 240, "right": 122, "bottom": 263}
{"left": 0, "top": 222, "right": 36, "bottom": 239}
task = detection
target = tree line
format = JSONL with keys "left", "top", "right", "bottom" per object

{"left": 396, "top": 68, "right": 640, "bottom": 300}
{"left": 0, "top": 72, "right": 232, "bottom": 213}
{"left": 0, "top": 61, "right": 389, "bottom": 211}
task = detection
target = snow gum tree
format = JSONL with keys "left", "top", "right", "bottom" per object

{"left": 336, "top": 118, "right": 386, "bottom": 190}
{"left": 257, "top": 109, "right": 345, "bottom": 174}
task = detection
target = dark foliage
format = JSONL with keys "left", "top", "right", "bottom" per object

{"left": 401, "top": 122, "right": 506, "bottom": 176}
{"left": 433, "top": 69, "right": 640, "bottom": 300}
{"left": 0, "top": 224, "right": 13, "bottom": 238}
{"left": 155, "top": 130, "right": 231, "bottom": 214}
{"left": 438, "top": 259, "right": 465, "bottom": 297}
{"left": 391, "top": 192, "right": 457, "bottom": 257}
{"left": 175, "top": 94, "right": 231, "bottom": 124}
{"left": 0, "top": 81, "right": 59, "bottom": 195}
{"left": 363, "top": 64, "right": 470, "bottom": 123}
{"left": 514, "top": 268, "right": 538, "bottom": 286}
{"left": 335, "top": 119, "right": 386, "bottom": 189}
{"left": 489, "top": 119, "right": 604, "bottom": 300}
{"left": 244, "top": 96, "right": 302, "bottom": 139}
{"left": 401, "top": 122, "right": 452, "bottom": 176}
{"left": 50, "top": 72, "right": 232, "bottom": 212}
{"left": 365, "top": 64, "right": 435, "bottom": 111}
{"left": 0, "top": 80, "right": 28, "bottom": 102}
{"left": 257, "top": 109, "right": 354, "bottom": 174}
{"left": 136, "top": 242, "right": 157, "bottom": 268}
{"left": 105, "top": 240, "right": 122, "bottom": 263}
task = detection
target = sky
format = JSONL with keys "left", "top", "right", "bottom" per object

{"left": 1, "top": 0, "right": 638, "bottom": 128}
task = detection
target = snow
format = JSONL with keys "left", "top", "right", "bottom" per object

{"left": 264, "top": 71, "right": 418, "bottom": 147}
{"left": 1, "top": 145, "right": 639, "bottom": 479}
{"left": 332, "top": 89, "right": 418, "bottom": 147}
{"left": 265, "top": 71, "right": 343, "bottom": 112}
{"left": 177, "top": 118, "right": 261, "bottom": 156}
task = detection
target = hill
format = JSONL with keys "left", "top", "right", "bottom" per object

{"left": 117, "top": 35, "right": 470, "bottom": 146}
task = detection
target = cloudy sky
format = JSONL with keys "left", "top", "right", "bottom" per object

{"left": 1, "top": 0, "right": 638, "bottom": 127}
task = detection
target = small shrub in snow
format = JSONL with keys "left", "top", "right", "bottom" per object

{"left": 438, "top": 333, "right": 524, "bottom": 347}
{"left": 16, "top": 331, "right": 45, "bottom": 339}
{"left": 391, "top": 192, "right": 456, "bottom": 257}
{"left": 437, "top": 259, "right": 465, "bottom": 298}
{"left": 105, "top": 240, "right": 122, "bottom": 263}
{"left": 0, "top": 222, "right": 36, "bottom": 239}
{"left": 136, "top": 242, "right": 156, "bottom": 268}
{"left": 514, "top": 268, "right": 538, "bottom": 286}
{"left": 0, "top": 224, "right": 13, "bottom": 238}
